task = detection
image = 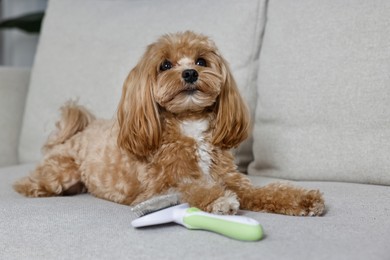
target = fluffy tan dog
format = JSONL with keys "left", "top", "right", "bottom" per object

{"left": 14, "top": 31, "right": 324, "bottom": 216}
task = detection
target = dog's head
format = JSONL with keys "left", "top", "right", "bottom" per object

{"left": 118, "top": 31, "right": 249, "bottom": 157}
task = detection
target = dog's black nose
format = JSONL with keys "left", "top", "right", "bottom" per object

{"left": 182, "top": 69, "right": 198, "bottom": 83}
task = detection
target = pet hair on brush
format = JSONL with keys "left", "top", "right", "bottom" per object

{"left": 131, "top": 193, "right": 181, "bottom": 218}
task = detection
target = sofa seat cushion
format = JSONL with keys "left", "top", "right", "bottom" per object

{"left": 1, "top": 164, "right": 389, "bottom": 259}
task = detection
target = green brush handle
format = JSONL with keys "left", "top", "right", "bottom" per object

{"left": 181, "top": 207, "right": 263, "bottom": 241}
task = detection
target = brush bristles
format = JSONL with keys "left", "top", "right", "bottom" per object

{"left": 131, "top": 193, "right": 180, "bottom": 218}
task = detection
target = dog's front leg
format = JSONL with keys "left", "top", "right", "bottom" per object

{"left": 177, "top": 179, "right": 239, "bottom": 215}
{"left": 221, "top": 171, "right": 325, "bottom": 216}
{"left": 241, "top": 183, "right": 325, "bottom": 216}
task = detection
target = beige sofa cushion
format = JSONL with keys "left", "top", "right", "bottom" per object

{"left": 2, "top": 164, "right": 390, "bottom": 259}
{"left": 249, "top": 0, "right": 390, "bottom": 185}
{"left": 19, "top": 0, "right": 267, "bottom": 170}
{"left": 0, "top": 68, "right": 30, "bottom": 167}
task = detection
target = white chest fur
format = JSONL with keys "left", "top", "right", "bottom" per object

{"left": 180, "top": 119, "right": 212, "bottom": 176}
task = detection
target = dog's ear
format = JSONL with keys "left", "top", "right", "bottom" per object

{"left": 117, "top": 50, "right": 161, "bottom": 157}
{"left": 212, "top": 56, "right": 250, "bottom": 149}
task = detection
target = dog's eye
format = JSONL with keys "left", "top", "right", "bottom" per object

{"left": 195, "top": 58, "right": 207, "bottom": 67}
{"left": 160, "top": 60, "right": 173, "bottom": 71}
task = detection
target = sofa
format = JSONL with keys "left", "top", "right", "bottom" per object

{"left": 1, "top": 0, "right": 389, "bottom": 259}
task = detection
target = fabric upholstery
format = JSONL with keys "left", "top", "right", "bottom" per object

{"left": 249, "top": 0, "right": 390, "bottom": 185}
{"left": 1, "top": 164, "right": 389, "bottom": 259}
{"left": 0, "top": 67, "right": 30, "bottom": 167}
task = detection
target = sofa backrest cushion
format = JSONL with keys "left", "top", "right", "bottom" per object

{"left": 249, "top": 0, "right": 390, "bottom": 185}
{"left": 19, "top": 0, "right": 267, "bottom": 171}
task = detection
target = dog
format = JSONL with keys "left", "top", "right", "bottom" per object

{"left": 14, "top": 31, "right": 325, "bottom": 216}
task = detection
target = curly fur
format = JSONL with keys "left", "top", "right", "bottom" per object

{"left": 14, "top": 31, "right": 325, "bottom": 216}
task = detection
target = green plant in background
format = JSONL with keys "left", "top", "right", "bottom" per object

{"left": 0, "top": 11, "right": 44, "bottom": 34}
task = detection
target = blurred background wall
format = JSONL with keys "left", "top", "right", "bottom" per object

{"left": 0, "top": 0, "right": 47, "bottom": 67}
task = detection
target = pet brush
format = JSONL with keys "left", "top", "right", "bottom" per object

{"left": 131, "top": 194, "right": 263, "bottom": 241}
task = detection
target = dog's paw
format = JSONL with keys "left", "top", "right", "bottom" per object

{"left": 209, "top": 190, "right": 240, "bottom": 215}
{"left": 297, "top": 190, "right": 325, "bottom": 216}
{"left": 13, "top": 177, "right": 59, "bottom": 197}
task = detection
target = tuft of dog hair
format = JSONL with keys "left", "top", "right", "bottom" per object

{"left": 43, "top": 100, "right": 96, "bottom": 152}
{"left": 14, "top": 31, "right": 324, "bottom": 216}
